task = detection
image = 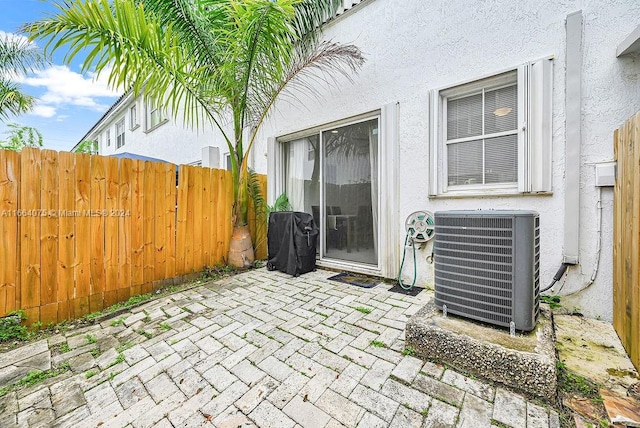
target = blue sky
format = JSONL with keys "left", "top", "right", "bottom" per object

{"left": 1, "top": 0, "right": 121, "bottom": 151}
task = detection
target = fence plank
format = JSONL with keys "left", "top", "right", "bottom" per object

{"left": 211, "top": 169, "right": 222, "bottom": 265}
{"left": 613, "top": 128, "right": 622, "bottom": 340}
{"left": 631, "top": 112, "right": 640, "bottom": 366}
{"left": 143, "top": 162, "right": 155, "bottom": 284}
{"left": 0, "top": 150, "right": 20, "bottom": 316}
{"left": 104, "top": 157, "right": 119, "bottom": 307}
{"left": 222, "top": 170, "right": 233, "bottom": 263}
{"left": 73, "top": 153, "right": 91, "bottom": 318}
{"left": 193, "top": 167, "right": 203, "bottom": 271}
{"left": 184, "top": 166, "right": 195, "bottom": 273}
{"left": 154, "top": 162, "right": 166, "bottom": 281}
{"left": 57, "top": 152, "right": 75, "bottom": 321}
{"left": 117, "top": 158, "right": 132, "bottom": 301}
{"left": 20, "top": 148, "right": 41, "bottom": 315}
{"left": 131, "top": 160, "right": 144, "bottom": 287}
{"left": 201, "top": 168, "right": 211, "bottom": 267}
{"left": 176, "top": 165, "right": 188, "bottom": 275}
{"left": 165, "top": 164, "right": 176, "bottom": 279}
{"left": 623, "top": 119, "right": 634, "bottom": 358}
{"left": 90, "top": 156, "right": 106, "bottom": 312}
{"left": 40, "top": 150, "right": 59, "bottom": 323}
{"left": 214, "top": 169, "right": 224, "bottom": 265}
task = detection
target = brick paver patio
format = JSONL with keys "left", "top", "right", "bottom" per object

{"left": 0, "top": 269, "right": 560, "bottom": 427}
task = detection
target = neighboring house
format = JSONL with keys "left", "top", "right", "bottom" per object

{"left": 250, "top": 0, "right": 640, "bottom": 322}
{"left": 75, "top": 92, "right": 231, "bottom": 169}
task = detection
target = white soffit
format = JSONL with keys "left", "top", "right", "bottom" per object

{"left": 617, "top": 24, "right": 640, "bottom": 57}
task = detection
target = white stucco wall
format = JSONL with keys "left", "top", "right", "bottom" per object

{"left": 254, "top": 0, "right": 640, "bottom": 321}
{"left": 90, "top": 94, "right": 228, "bottom": 168}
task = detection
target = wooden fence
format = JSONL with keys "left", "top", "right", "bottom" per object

{"left": 0, "top": 148, "right": 266, "bottom": 325}
{"left": 613, "top": 111, "right": 640, "bottom": 371}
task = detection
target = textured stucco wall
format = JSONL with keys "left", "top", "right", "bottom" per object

{"left": 254, "top": 0, "right": 640, "bottom": 321}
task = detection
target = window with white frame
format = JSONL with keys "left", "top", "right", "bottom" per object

{"left": 116, "top": 118, "right": 125, "bottom": 148}
{"left": 105, "top": 129, "right": 110, "bottom": 147}
{"left": 225, "top": 153, "right": 232, "bottom": 171}
{"left": 130, "top": 104, "right": 138, "bottom": 129}
{"left": 429, "top": 58, "right": 553, "bottom": 196}
{"left": 147, "top": 99, "right": 164, "bottom": 130}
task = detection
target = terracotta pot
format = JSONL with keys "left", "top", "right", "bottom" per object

{"left": 228, "top": 225, "right": 255, "bottom": 268}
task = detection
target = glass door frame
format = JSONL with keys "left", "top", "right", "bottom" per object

{"left": 280, "top": 113, "right": 382, "bottom": 271}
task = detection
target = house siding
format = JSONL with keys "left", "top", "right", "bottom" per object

{"left": 88, "top": 94, "right": 227, "bottom": 167}
{"left": 255, "top": 0, "right": 640, "bottom": 321}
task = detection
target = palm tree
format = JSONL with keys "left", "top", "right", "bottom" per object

{"left": 26, "top": 0, "right": 364, "bottom": 268}
{"left": 0, "top": 33, "right": 45, "bottom": 121}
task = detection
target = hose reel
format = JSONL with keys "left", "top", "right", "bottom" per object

{"left": 398, "top": 210, "right": 435, "bottom": 291}
{"left": 405, "top": 210, "right": 435, "bottom": 244}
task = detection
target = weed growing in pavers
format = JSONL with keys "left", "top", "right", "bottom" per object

{"left": 421, "top": 408, "right": 429, "bottom": 417}
{"left": 31, "top": 321, "right": 43, "bottom": 330}
{"left": 0, "top": 311, "right": 28, "bottom": 342}
{"left": 110, "top": 318, "right": 124, "bottom": 327}
{"left": 402, "top": 346, "right": 416, "bottom": 356}
{"left": 267, "top": 335, "right": 275, "bottom": 340}
{"left": 106, "top": 353, "right": 126, "bottom": 369}
{"left": 116, "top": 342, "right": 133, "bottom": 353}
{"left": 85, "top": 334, "right": 97, "bottom": 344}
{"left": 370, "top": 340, "right": 386, "bottom": 348}
{"left": 342, "top": 355, "right": 355, "bottom": 363}
{"left": 403, "top": 402, "right": 410, "bottom": 409}
{"left": 109, "top": 372, "right": 116, "bottom": 381}
{"left": 354, "top": 307, "right": 372, "bottom": 314}
{"left": 138, "top": 330, "right": 153, "bottom": 339}
{"left": 85, "top": 312, "right": 103, "bottom": 320}
{"left": 90, "top": 347, "right": 100, "bottom": 358}
{"left": 85, "top": 370, "right": 98, "bottom": 379}
{"left": 0, "top": 363, "right": 71, "bottom": 397}
{"left": 491, "top": 420, "right": 509, "bottom": 428}
{"left": 160, "top": 323, "right": 171, "bottom": 331}
{"left": 58, "top": 342, "right": 71, "bottom": 353}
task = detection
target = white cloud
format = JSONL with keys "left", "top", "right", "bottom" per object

{"left": 30, "top": 105, "right": 56, "bottom": 118}
{"left": 17, "top": 64, "right": 121, "bottom": 114}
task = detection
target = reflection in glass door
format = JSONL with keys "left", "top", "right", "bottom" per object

{"left": 322, "top": 119, "right": 378, "bottom": 265}
{"left": 283, "top": 117, "right": 379, "bottom": 267}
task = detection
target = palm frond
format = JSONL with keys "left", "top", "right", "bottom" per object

{"left": 0, "top": 33, "right": 46, "bottom": 76}
{"left": 0, "top": 79, "right": 36, "bottom": 121}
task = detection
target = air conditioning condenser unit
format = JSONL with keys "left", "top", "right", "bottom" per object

{"left": 434, "top": 210, "right": 540, "bottom": 332}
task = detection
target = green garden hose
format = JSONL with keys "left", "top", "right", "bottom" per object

{"left": 397, "top": 234, "right": 417, "bottom": 290}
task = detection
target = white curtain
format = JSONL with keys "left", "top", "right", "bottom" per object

{"left": 286, "top": 138, "right": 307, "bottom": 211}
{"left": 369, "top": 124, "right": 379, "bottom": 255}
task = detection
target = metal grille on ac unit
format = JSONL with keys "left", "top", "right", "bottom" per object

{"left": 434, "top": 210, "right": 540, "bottom": 332}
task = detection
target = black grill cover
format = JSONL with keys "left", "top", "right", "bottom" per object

{"left": 266, "top": 211, "right": 318, "bottom": 276}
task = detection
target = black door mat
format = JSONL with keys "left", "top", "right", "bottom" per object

{"left": 388, "top": 284, "right": 425, "bottom": 296}
{"left": 327, "top": 272, "right": 379, "bottom": 288}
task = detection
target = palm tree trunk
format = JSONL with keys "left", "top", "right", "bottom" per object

{"left": 228, "top": 158, "right": 255, "bottom": 268}
{"left": 228, "top": 225, "right": 255, "bottom": 268}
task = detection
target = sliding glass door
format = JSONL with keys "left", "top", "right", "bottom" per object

{"left": 283, "top": 117, "right": 379, "bottom": 267}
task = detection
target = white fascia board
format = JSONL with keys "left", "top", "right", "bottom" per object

{"left": 617, "top": 24, "right": 640, "bottom": 57}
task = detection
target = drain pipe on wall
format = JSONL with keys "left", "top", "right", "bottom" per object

{"left": 543, "top": 11, "right": 583, "bottom": 292}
